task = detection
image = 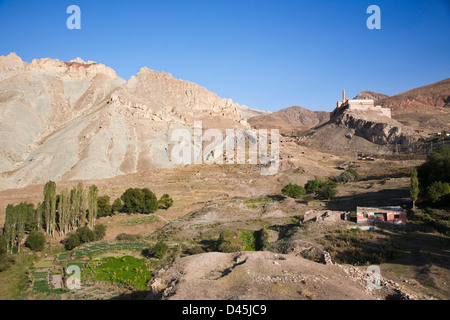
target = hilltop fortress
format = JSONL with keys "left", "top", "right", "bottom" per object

{"left": 332, "top": 89, "right": 392, "bottom": 119}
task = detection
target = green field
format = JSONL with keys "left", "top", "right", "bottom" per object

{"left": 82, "top": 256, "right": 153, "bottom": 290}
{"left": 120, "top": 215, "right": 160, "bottom": 226}
{"left": 73, "top": 242, "right": 151, "bottom": 257}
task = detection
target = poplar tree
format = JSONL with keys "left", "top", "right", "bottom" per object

{"left": 88, "top": 185, "right": 98, "bottom": 228}
{"left": 43, "top": 181, "right": 57, "bottom": 237}
{"left": 4, "top": 205, "right": 15, "bottom": 254}
{"left": 35, "top": 202, "right": 43, "bottom": 231}
{"left": 58, "top": 189, "right": 71, "bottom": 236}
{"left": 15, "top": 206, "right": 25, "bottom": 253}
{"left": 70, "top": 187, "right": 78, "bottom": 231}
{"left": 77, "top": 183, "right": 87, "bottom": 227}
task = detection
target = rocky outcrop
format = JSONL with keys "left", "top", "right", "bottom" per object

{"left": 330, "top": 104, "right": 411, "bottom": 145}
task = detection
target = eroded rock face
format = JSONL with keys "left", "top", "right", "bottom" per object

{"left": 330, "top": 105, "right": 411, "bottom": 145}
{"left": 0, "top": 53, "right": 249, "bottom": 189}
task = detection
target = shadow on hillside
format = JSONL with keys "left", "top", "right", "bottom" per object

{"left": 110, "top": 291, "right": 150, "bottom": 300}
{"left": 325, "top": 187, "right": 409, "bottom": 211}
{"left": 377, "top": 225, "right": 450, "bottom": 294}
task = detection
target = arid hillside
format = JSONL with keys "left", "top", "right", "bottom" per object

{"left": 248, "top": 106, "right": 330, "bottom": 135}
{"left": 0, "top": 53, "right": 254, "bottom": 190}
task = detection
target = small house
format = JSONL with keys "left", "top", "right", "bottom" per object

{"left": 356, "top": 206, "right": 406, "bottom": 225}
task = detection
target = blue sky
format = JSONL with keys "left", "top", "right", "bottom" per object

{"left": 1, "top": 0, "right": 449, "bottom": 112}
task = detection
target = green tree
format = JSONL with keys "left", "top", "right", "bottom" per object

{"left": 120, "top": 188, "right": 158, "bottom": 214}
{"left": 58, "top": 189, "right": 71, "bottom": 236}
{"left": 158, "top": 194, "right": 174, "bottom": 210}
{"left": 88, "top": 185, "right": 99, "bottom": 228}
{"left": 121, "top": 188, "right": 144, "bottom": 213}
{"left": 305, "top": 179, "right": 322, "bottom": 193}
{"left": 141, "top": 188, "right": 158, "bottom": 213}
{"left": 94, "top": 224, "right": 106, "bottom": 240}
{"left": 43, "top": 181, "right": 57, "bottom": 237}
{"left": 4, "top": 204, "right": 16, "bottom": 253}
{"left": 26, "top": 231, "right": 46, "bottom": 252}
{"left": 0, "top": 234, "right": 10, "bottom": 271}
{"left": 318, "top": 181, "right": 338, "bottom": 200}
{"left": 427, "top": 181, "right": 450, "bottom": 202}
{"left": 151, "top": 241, "right": 169, "bottom": 259}
{"left": 111, "top": 198, "right": 122, "bottom": 213}
{"left": 35, "top": 202, "right": 43, "bottom": 232}
{"left": 410, "top": 168, "right": 420, "bottom": 209}
{"left": 76, "top": 226, "right": 97, "bottom": 243}
{"left": 417, "top": 145, "right": 450, "bottom": 191}
{"left": 65, "top": 233, "right": 81, "bottom": 250}
{"left": 97, "top": 196, "right": 112, "bottom": 217}
{"left": 76, "top": 183, "right": 87, "bottom": 227}
{"left": 281, "top": 183, "right": 306, "bottom": 199}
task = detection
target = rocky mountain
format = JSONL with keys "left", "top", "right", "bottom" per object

{"left": 248, "top": 106, "right": 330, "bottom": 135}
{"left": 0, "top": 53, "right": 250, "bottom": 190}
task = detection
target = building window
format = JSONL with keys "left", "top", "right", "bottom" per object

{"left": 394, "top": 214, "right": 400, "bottom": 219}
{"left": 363, "top": 213, "right": 368, "bottom": 218}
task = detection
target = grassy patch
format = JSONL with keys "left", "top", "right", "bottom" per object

{"left": 120, "top": 215, "right": 160, "bottom": 226}
{"left": 239, "top": 231, "right": 257, "bottom": 251}
{"left": 82, "top": 256, "right": 153, "bottom": 290}
{"left": 317, "top": 229, "right": 404, "bottom": 265}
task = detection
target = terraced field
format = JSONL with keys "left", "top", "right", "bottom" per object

{"left": 26, "top": 240, "right": 155, "bottom": 298}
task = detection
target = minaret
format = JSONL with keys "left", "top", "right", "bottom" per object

{"left": 343, "top": 89, "right": 346, "bottom": 102}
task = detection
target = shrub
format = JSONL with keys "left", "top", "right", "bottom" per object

{"left": 94, "top": 224, "right": 106, "bottom": 240}
{"left": 427, "top": 181, "right": 450, "bottom": 202}
{"left": 151, "top": 241, "right": 168, "bottom": 259}
{"left": 65, "top": 233, "right": 81, "bottom": 250}
{"left": 25, "top": 231, "right": 46, "bottom": 252}
{"left": 97, "top": 196, "right": 112, "bottom": 217}
{"left": 345, "top": 169, "right": 360, "bottom": 181}
{"left": 187, "top": 245, "right": 206, "bottom": 255}
{"left": 281, "top": 183, "right": 306, "bottom": 199}
{"left": 158, "top": 194, "right": 174, "bottom": 210}
{"left": 218, "top": 229, "right": 245, "bottom": 253}
{"left": 116, "top": 233, "right": 142, "bottom": 241}
{"left": 336, "top": 171, "right": 356, "bottom": 183}
{"left": 305, "top": 179, "right": 322, "bottom": 193}
{"left": 76, "top": 226, "right": 97, "bottom": 243}
{"left": 318, "top": 181, "right": 338, "bottom": 199}
{"left": 417, "top": 145, "right": 450, "bottom": 191}
{"left": 111, "top": 198, "right": 122, "bottom": 213}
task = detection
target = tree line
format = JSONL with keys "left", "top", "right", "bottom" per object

{"left": 2, "top": 182, "right": 174, "bottom": 254}
{"left": 410, "top": 145, "right": 450, "bottom": 207}
{"left": 2, "top": 181, "right": 98, "bottom": 254}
